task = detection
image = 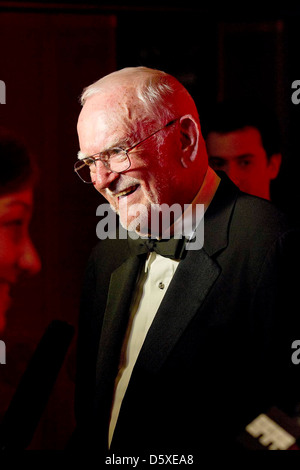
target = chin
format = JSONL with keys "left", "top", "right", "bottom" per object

{"left": 119, "top": 211, "right": 151, "bottom": 236}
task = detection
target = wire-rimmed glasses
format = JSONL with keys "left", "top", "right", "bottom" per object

{"left": 74, "top": 118, "right": 179, "bottom": 183}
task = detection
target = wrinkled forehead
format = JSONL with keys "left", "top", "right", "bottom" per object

{"left": 79, "top": 83, "right": 149, "bottom": 124}
{"left": 77, "top": 86, "right": 151, "bottom": 151}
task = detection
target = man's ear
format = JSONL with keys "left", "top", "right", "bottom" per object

{"left": 268, "top": 153, "right": 282, "bottom": 180}
{"left": 179, "top": 115, "right": 200, "bottom": 167}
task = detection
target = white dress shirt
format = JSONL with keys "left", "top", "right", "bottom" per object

{"left": 108, "top": 167, "right": 220, "bottom": 447}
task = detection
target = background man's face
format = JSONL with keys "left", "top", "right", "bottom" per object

{"left": 206, "top": 126, "right": 277, "bottom": 200}
{"left": 0, "top": 187, "right": 41, "bottom": 332}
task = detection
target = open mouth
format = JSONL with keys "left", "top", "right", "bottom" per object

{"left": 116, "top": 184, "right": 139, "bottom": 199}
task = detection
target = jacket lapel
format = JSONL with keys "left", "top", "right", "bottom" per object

{"left": 95, "top": 254, "right": 145, "bottom": 395}
{"left": 134, "top": 248, "right": 221, "bottom": 374}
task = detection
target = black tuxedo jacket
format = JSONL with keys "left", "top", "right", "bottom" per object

{"left": 74, "top": 174, "right": 300, "bottom": 455}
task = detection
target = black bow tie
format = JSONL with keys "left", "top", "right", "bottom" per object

{"left": 128, "top": 235, "right": 187, "bottom": 260}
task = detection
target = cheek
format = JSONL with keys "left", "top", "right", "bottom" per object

{"left": 137, "top": 177, "right": 161, "bottom": 204}
{"left": 0, "top": 233, "right": 17, "bottom": 271}
{"left": 251, "top": 156, "right": 269, "bottom": 174}
{"left": 251, "top": 163, "right": 270, "bottom": 182}
{"left": 142, "top": 164, "right": 171, "bottom": 190}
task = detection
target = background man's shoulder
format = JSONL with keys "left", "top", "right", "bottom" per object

{"left": 234, "top": 191, "right": 298, "bottom": 235}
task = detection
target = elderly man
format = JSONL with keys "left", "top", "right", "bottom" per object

{"left": 73, "top": 67, "right": 300, "bottom": 457}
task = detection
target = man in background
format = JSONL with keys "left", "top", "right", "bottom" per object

{"left": 204, "top": 100, "right": 282, "bottom": 200}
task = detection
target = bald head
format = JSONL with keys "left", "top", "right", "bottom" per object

{"left": 80, "top": 66, "right": 199, "bottom": 126}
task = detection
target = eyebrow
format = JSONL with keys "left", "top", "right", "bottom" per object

{"left": 236, "top": 153, "right": 254, "bottom": 160}
{"left": 77, "top": 150, "right": 87, "bottom": 160}
{"left": 6, "top": 200, "right": 31, "bottom": 210}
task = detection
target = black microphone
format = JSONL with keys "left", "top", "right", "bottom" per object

{"left": 0, "top": 319, "right": 75, "bottom": 450}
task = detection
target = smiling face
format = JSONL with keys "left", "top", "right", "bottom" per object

{"left": 77, "top": 88, "right": 188, "bottom": 235}
{"left": 0, "top": 186, "right": 41, "bottom": 332}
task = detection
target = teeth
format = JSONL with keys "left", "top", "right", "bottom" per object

{"left": 116, "top": 185, "right": 138, "bottom": 197}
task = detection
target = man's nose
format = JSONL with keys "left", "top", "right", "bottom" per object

{"left": 93, "top": 160, "right": 120, "bottom": 190}
{"left": 18, "top": 238, "right": 41, "bottom": 276}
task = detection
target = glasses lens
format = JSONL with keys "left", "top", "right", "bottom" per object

{"left": 74, "top": 151, "right": 130, "bottom": 183}
{"left": 109, "top": 151, "right": 130, "bottom": 173}
{"left": 74, "top": 159, "right": 93, "bottom": 183}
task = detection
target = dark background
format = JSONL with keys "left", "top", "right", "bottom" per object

{"left": 1, "top": 1, "right": 300, "bottom": 449}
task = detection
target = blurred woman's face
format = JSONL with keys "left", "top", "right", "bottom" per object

{"left": 0, "top": 187, "right": 41, "bottom": 332}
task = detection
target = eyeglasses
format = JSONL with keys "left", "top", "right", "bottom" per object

{"left": 74, "top": 118, "right": 179, "bottom": 183}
